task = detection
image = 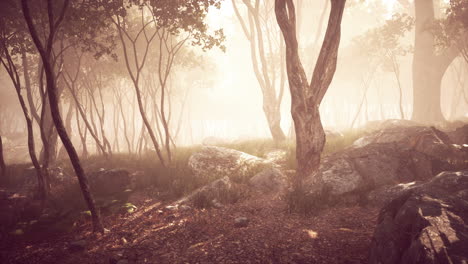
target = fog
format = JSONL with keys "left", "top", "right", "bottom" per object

{"left": 0, "top": 0, "right": 467, "bottom": 159}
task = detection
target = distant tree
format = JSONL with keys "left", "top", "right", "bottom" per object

{"left": 434, "top": 0, "right": 468, "bottom": 64}
{"left": 411, "top": 0, "right": 466, "bottom": 123}
{"left": 275, "top": 0, "right": 346, "bottom": 195}
{"left": 353, "top": 13, "right": 413, "bottom": 120}
{"left": 232, "top": 0, "right": 287, "bottom": 142}
{"left": 109, "top": 0, "right": 224, "bottom": 166}
{"left": 0, "top": 136, "right": 5, "bottom": 178}
{"left": 0, "top": 0, "right": 47, "bottom": 199}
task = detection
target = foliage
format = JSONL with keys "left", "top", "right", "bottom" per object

{"left": 352, "top": 13, "right": 413, "bottom": 70}
{"left": 433, "top": 0, "right": 468, "bottom": 62}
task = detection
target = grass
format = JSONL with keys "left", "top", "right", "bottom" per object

{"left": 1, "top": 129, "right": 368, "bottom": 217}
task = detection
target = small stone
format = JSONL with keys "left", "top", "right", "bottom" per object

{"left": 179, "top": 205, "right": 191, "bottom": 211}
{"left": 212, "top": 199, "right": 223, "bottom": 209}
{"left": 69, "top": 240, "right": 87, "bottom": 251}
{"left": 116, "top": 259, "right": 129, "bottom": 264}
{"left": 165, "top": 205, "right": 177, "bottom": 211}
{"left": 234, "top": 217, "right": 249, "bottom": 228}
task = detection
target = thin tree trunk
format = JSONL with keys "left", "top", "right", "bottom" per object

{"left": 232, "top": 0, "right": 286, "bottom": 142}
{"left": 0, "top": 136, "right": 6, "bottom": 178}
{"left": 22, "top": 0, "right": 104, "bottom": 233}
{"left": 76, "top": 107, "right": 88, "bottom": 158}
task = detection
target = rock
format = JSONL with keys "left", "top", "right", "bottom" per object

{"left": 179, "top": 205, "right": 191, "bottom": 211}
{"left": 164, "top": 205, "right": 178, "bottom": 211}
{"left": 249, "top": 168, "right": 287, "bottom": 193}
{"left": 325, "top": 129, "right": 344, "bottom": 141}
{"left": 177, "top": 176, "right": 233, "bottom": 207}
{"left": 305, "top": 125, "right": 468, "bottom": 205}
{"left": 362, "top": 119, "right": 420, "bottom": 133}
{"left": 69, "top": 240, "right": 87, "bottom": 251}
{"left": 128, "top": 171, "right": 149, "bottom": 190}
{"left": 447, "top": 124, "right": 468, "bottom": 145}
{"left": 116, "top": 260, "right": 129, "bottom": 264}
{"left": 264, "top": 150, "right": 288, "bottom": 166}
{"left": 369, "top": 171, "right": 468, "bottom": 264}
{"left": 234, "top": 217, "right": 249, "bottom": 228}
{"left": 366, "top": 181, "right": 420, "bottom": 207}
{"left": 89, "top": 169, "right": 131, "bottom": 196}
{"left": 212, "top": 199, "right": 223, "bottom": 208}
{"left": 188, "top": 146, "right": 270, "bottom": 182}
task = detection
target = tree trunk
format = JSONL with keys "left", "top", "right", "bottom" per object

{"left": 275, "top": 0, "right": 346, "bottom": 190}
{"left": 411, "top": 0, "right": 458, "bottom": 123}
{"left": 0, "top": 136, "right": 6, "bottom": 178}
{"left": 22, "top": 0, "right": 104, "bottom": 233}
{"left": 232, "top": 0, "right": 287, "bottom": 142}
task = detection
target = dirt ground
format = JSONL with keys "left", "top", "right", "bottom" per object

{"left": 0, "top": 190, "right": 379, "bottom": 264}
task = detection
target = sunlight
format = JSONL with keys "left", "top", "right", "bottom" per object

{"left": 304, "top": 229, "right": 319, "bottom": 239}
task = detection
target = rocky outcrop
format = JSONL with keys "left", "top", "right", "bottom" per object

{"left": 369, "top": 171, "right": 468, "bottom": 264}
{"left": 249, "top": 168, "right": 287, "bottom": 193}
{"left": 176, "top": 176, "right": 233, "bottom": 208}
{"left": 305, "top": 125, "right": 468, "bottom": 205}
{"left": 188, "top": 146, "right": 271, "bottom": 182}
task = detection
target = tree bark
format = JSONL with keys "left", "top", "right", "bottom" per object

{"left": 0, "top": 136, "right": 6, "bottom": 178}
{"left": 232, "top": 0, "right": 286, "bottom": 142}
{"left": 411, "top": 0, "right": 458, "bottom": 123}
{"left": 22, "top": 0, "right": 104, "bottom": 233}
{"left": 275, "top": 0, "right": 346, "bottom": 190}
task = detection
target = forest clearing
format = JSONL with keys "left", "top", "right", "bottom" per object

{"left": 1, "top": 0, "right": 468, "bottom": 263}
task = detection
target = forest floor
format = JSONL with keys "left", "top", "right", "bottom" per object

{"left": 1, "top": 187, "right": 379, "bottom": 264}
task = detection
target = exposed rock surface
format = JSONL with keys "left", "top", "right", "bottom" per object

{"left": 325, "top": 129, "right": 344, "bottom": 141}
{"left": 176, "top": 176, "right": 233, "bottom": 207}
{"left": 305, "top": 125, "right": 468, "bottom": 205}
{"left": 188, "top": 146, "right": 270, "bottom": 182}
{"left": 249, "top": 168, "right": 288, "bottom": 193}
{"left": 369, "top": 171, "right": 468, "bottom": 264}
{"left": 447, "top": 124, "right": 468, "bottom": 146}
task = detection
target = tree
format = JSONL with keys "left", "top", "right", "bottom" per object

{"left": 353, "top": 13, "right": 413, "bottom": 120}
{"left": 0, "top": 135, "right": 5, "bottom": 178}
{"left": 275, "top": 0, "right": 346, "bottom": 192}
{"left": 110, "top": 0, "right": 224, "bottom": 165}
{"left": 232, "top": 0, "right": 287, "bottom": 142}
{"left": 434, "top": 0, "right": 468, "bottom": 64}
{"left": 411, "top": 0, "right": 462, "bottom": 123}
{"left": 0, "top": 1, "right": 47, "bottom": 199}
{"left": 21, "top": 0, "right": 104, "bottom": 233}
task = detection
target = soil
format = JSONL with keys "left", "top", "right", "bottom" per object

{"left": 0, "top": 190, "right": 379, "bottom": 264}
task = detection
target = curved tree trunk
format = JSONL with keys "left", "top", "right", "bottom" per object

{"left": 275, "top": 0, "right": 346, "bottom": 190}
{"left": 22, "top": 0, "right": 104, "bottom": 233}
{"left": 232, "top": 0, "right": 286, "bottom": 142}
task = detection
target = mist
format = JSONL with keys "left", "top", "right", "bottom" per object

{"left": 1, "top": 0, "right": 468, "bottom": 263}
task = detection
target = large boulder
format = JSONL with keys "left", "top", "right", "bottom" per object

{"left": 304, "top": 125, "right": 468, "bottom": 205}
{"left": 249, "top": 167, "right": 288, "bottom": 193}
{"left": 188, "top": 146, "right": 271, "bottom": 182}
{"left": 176, "top": 176, "right": 234, "bottom": 207}
{"left": 446, "top": 124, "right": 468, "bottom": 146}
{"left": 369, "top": 171, "right": 468, "bottom": 264}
